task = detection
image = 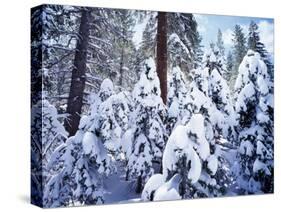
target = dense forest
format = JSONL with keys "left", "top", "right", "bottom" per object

{"left": 31, "top": 5, "right": 274, "bottom": 208}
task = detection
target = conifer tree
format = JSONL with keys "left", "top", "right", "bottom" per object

{"left": 44, "top": 115, "right": 110, "bottom": 207}
{"left": 31, "top": 99, "right": 68, "bottom": 206}
{"left": 202, "top": 49, "right": 237, "bottom": 143}
{"left": 167, "top": 66, "right": 190, "bottom": 135}
{"left": 43, "top": 79, "right": 124, "bottom": 207}
{"left": 226, "top": 51, "right": 234, "bottom": 83}
{"left": 248, "top": 21, "right": 274, "bottom": 80}
{"left": 216, "top": 29, "right": 225, "bottom": 57}
{"left": 126, "top": 58, "right": 167, "bottom": 193}
{"left": 234, "top": 50, "right": 273, "bottom": 194}
{"left": 232, "top": 25, "right": 247, "bottom": 74}
{"left": 158, "top": 48, "right": 236, "bottom": 198}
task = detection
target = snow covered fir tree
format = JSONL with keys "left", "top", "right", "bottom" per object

{"left": 233, "top": 50, "right": 274, "bottom": 194}
{"left": 31, "top": 4, "right": 274, "bottom": 208}
{"left": 126, "top": 58, "right": 167, "bottom": 193}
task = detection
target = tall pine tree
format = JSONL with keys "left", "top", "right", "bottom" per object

{"left": 248, "top": 21, "right": 274, "bottom": 80}
{"left": 230, "top": 24, "right": 247, "bottom": 90}
{"left": 216, "top": 29, "right": 225, "bottom": 57}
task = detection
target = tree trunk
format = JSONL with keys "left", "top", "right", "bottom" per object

{"left": 136, "top": 170, "right": 144, "bottom": 193}
{"left": 156, "top": 12, "right": 168, "bottom": 105}
{"left": 136, "top": 175, "right": 143, "bottom": 194}
{"left": 119, "top": 23, "right": 126, "bottom": 87}
{"left": 125, "top": 168, "right": 129, "bottom": 181}
{"left": 179, "top": 155, "right": 190, "bottom": 198}
{"left": 65, "top": 9, "right": 90, "bottom": 136}
{"left": 119, "top": 47, "right": 124, "bottom": 86}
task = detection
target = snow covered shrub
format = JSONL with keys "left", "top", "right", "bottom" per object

{"left": 153, "top": 174, "right": 182, "bottom": 201}
{"left": 141, "top": 173, "right": 182, "bottom": 201}
{"left": 98, "top": 78, "right": 115, "bottom": 102}
{"left": 44, "top": 112, "right": 111, "bottom": 207}
{"left": 203, "top": 45, "right": 229, "bottom": 79}
{"left": 99, "top": 91, "right": 132, "bottom": 156}
{"left": 31, "top": 100, "right": 68, "bottom": 205}
{"left": 163, "top": 114, "right": 211, "bottom": 198}
{"left": 234, "top": 50, "right": 274, "bottom": 194}
{"left": 31, "top": 100, "right": 68, "bottom": 170}
{"left": 198, "top": 49, "right": 238, "bottom": 195}
{"left": 202, "top": 48, "right": 237, "bottom": 143}
{"left": 89, "top": 78, "right": 132, "bottom": 159}
{"left": 43, "top": 78, "right": 128, "bottom": 207}
{"left": 126, "top": 58, "right": 167, "bottom": 193}
{"left": 145, "top": 110, "right": 229, "bottom": 199}
{"left": 141, "top": 174, "right": 165, "bottom": 201}
{"left": 171, "top": 55, "right": 235, "bottom": 197}
{"left": 167, "top": 66, "right": 190, "bottom": 135}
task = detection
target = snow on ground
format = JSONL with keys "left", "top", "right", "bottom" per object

{"left": 103, "top": 162, "right": 140, "bottom": 204}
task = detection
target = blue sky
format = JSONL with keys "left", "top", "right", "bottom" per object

{"left": 194, "top": 14, "right": 274, "bottom": 54}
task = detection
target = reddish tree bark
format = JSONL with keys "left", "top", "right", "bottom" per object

{"left": 156, "top": 12, "right": 168, "bottom": 105}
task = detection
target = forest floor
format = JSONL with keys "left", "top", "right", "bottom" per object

{"left": 103, "top": 162, "right": 141, "bottom": 204}
{"left": 103, "top": 144, "right": 240, "bottom": 204}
